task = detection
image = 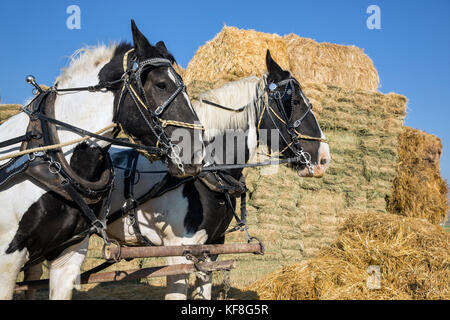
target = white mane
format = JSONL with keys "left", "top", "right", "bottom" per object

{"left": 0, "top": 44, "right": 119, "bottom": 164}
{"left": 56, "top": 44, "right": 117, "bottom": 88}
{"left": 193, "top": 76, "right": 266, "bottom": 140}
{"left": 53, "top": 44, "right": 118, "bottom": 154}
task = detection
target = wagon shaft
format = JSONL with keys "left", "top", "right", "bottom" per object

{"left": 14, "top": 260, "right": 235, "bottom": 292}
{"left": 104, "top": 242, "right": 265, "bottom": 260}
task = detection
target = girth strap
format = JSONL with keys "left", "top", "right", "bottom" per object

{"left": 106, "top": 171, "right": 184, "bottom": 229}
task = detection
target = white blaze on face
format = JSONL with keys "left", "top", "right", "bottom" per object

{"left": 297, "top": 121, "right": 331, "bottom": 178}
{"left": 318, "top": 129, "right": 331, "bottom": 167}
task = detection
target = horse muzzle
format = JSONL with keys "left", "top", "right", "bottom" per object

{"left": 297, "top": 152, "right": 330, "bottom": 178}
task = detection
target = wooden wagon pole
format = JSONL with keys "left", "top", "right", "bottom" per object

{"left": 15, "top": 260, "right": 235, "bottom": 292}
{"left": 103, "top": 242, "right": 265, "bottom": 261}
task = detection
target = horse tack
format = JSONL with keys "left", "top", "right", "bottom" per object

{"left": 0, "top": 46, "right": 202, "bottom": 252}
{"left": 105, "top": 148, "right": 253, "bottom": 247}
{"left": 116, "top": 48, "right": 203, "bottom": 171}
{"left": 21, "top": 91, "right": 114, "bottom": 204}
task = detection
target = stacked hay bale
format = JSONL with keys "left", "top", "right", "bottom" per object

{"left": 386, "top": 126, "right": 448, "bottom": 225}
{"left": 283, "top": 34, "right": 379, "bottom": 92}
{"left": 185, "top": 26, "right": 289, "bottom": 100}
{"left": 185, "top": 26, "right": 407, "bottom": 261}
{"left": 245, "top": 212, "right": 449, "bottom": 300}
{"left": 185, "top": 26, "right": 379, "bottom": 99}
{"left": 238, "top": 85, "right": 406, "bottom": 259}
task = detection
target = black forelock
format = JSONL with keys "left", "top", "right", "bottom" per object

{"left": 114, "top": 42, "right": 134, "bottom": 56}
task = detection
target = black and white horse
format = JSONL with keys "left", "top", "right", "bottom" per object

{"left": 24, "top": 50, "right": 330, "bottom": 300}
{"left": 0, "top": 21, "right": 203, "bottom": 300}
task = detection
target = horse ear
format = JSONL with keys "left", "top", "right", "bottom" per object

{"left": 131, "top": 19, "right": 152, "bottom": 59}
{"left": 266, "top": 49, "right": 288, "bottom": 82}
{"left": 156, "top": 41, "right": 168, "bottom": 52}
{"left": 156, "top": 41, "right": 176, "bottom": 64}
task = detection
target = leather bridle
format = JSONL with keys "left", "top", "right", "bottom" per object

{"left": 259, "top": 76, "right": 328, "bottom": 174}
{"left": 113, "top": 48, "right": 203, "bottom": 172}
{"left": 24, "top": 48, "right": 204, "bottom": 174}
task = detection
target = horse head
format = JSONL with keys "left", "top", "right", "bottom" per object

{"left": 263, "top": 50, "right": 330, "bottom": 178}
{"left": 99, "top": 20, "right": 203, "bottom": 177}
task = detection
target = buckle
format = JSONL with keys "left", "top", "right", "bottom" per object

{"left": 124, "top": 198, "right": 138, "bottom": 212}
{"left": 155, "top": 105, "right": 164, "bottom": 115}
{"left": 48, "top": 160, "right": 62, "bottom": 175}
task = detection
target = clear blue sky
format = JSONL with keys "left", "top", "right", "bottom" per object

{"left": 0, "top": 0, "right": 449, "bottom": 181}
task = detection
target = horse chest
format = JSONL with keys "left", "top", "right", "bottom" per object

{"left": 5, "top": 191, "right": 95, "bottom": 261}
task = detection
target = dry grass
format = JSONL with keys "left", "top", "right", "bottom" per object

{"left": 241, "top": 83, "right": 407, "bottom": 257}
{"left": 245, "top": 212, "right": 450, "bottom": 300}
{"left": 387, "top": 127, "right": 448, "bottom": 224}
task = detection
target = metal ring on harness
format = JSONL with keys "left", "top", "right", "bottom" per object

{"left": 102, "top": 239, "right": 122, "bottom": 263}
{"left": 248, "top": 236, "right": 265, "bottom": 255}
{"left": 48, "top": 160, "right": 62, "bottom": 175}
{"left": 183, "top": 250, "right": 211, "bottom": 273}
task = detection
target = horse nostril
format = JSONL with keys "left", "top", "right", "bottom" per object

{"left": 320, "top": 158, "right": 328, "bottom": 165}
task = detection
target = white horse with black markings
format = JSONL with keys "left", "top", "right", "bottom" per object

{"left": 0, "top": 20, "right": 203, "bottom": 300}
{"left": 23, "top": 50, "right": 330, "bottom": 300}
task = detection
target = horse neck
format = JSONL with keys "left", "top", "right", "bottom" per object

{"left": 53, "top": 58, "right": 115, "bottom": 162}
{"left": 195, "top": 76, "right": 266, "bottom": 166}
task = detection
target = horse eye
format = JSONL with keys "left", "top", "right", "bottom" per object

{"left": 293, "top": 100, "right": 301, "bottom": 106}
{"left": 156, "top": 82, "right": 167, "bottom": 90}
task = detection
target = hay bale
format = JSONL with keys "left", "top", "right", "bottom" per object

{"left": 0, "top": 104, "right": 22, "bottom": 123}
{"left": 246, "top": 212, "right": 450, "bottom": 300}
{"left": 386, "top": 126, "right": 448, "bottom": 225}
{"left": 283, "top": 34, "right": 379, "bottom": 92}
{"left": 184, "top": 26, "right": 289, "bottom": 99}
{"left": 185, "top": 26, "right": 380, "bottom": 99}
{"left": 172, "top": 62, "right": 185, "bottom": 79}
